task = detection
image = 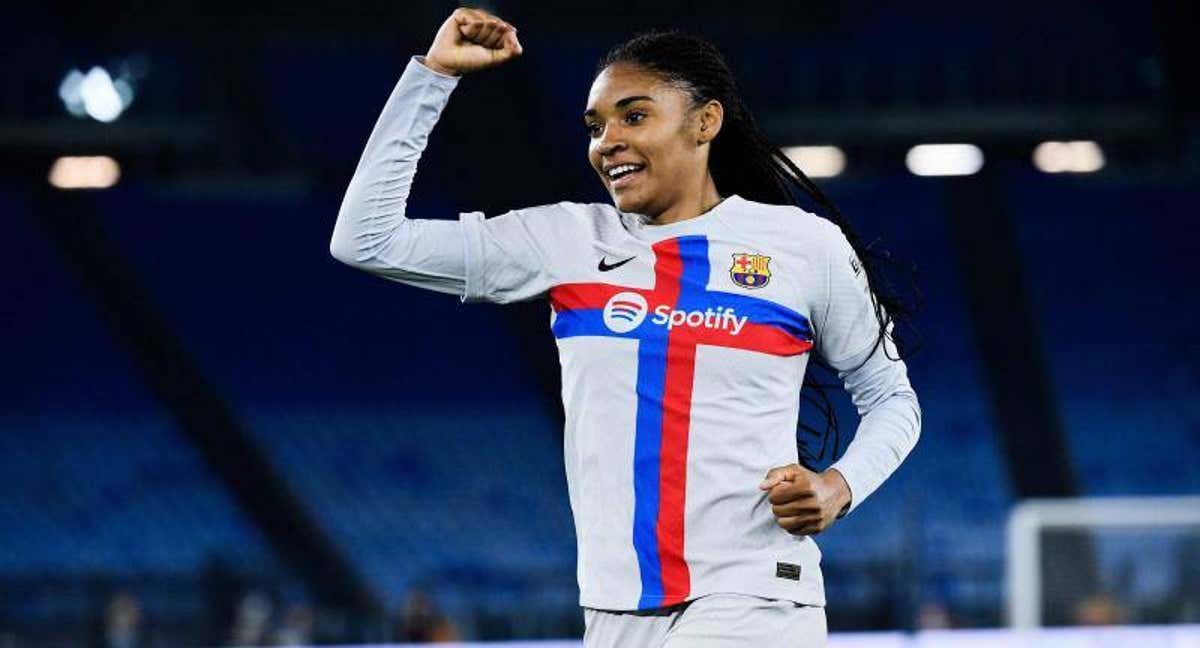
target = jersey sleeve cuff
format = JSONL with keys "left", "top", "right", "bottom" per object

{"left": 409, "top": 55, "right": 464, "bottom": 85}
{"left": 828, "top": 460, "right": 868, "bottom": 517}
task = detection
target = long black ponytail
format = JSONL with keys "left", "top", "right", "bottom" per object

{"left": 597, "top": 30, "right": 921, "bottom": 469}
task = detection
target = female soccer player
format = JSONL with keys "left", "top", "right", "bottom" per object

{"left": 330, "top": 8, "right": 921, "bottom": 647}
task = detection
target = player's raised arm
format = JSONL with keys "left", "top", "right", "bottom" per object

{"left": 328, "top": 8, "right": 523, "bottom": 295}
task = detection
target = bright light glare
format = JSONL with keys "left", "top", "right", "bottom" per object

{"left": 1033, "top": 140, "right": 1105, "bottom": 173}
{"left": 79, "top": 67, "right": 124, "bottom": 122}
{"left": 59, "top": 65, "right": 135, "bottom": 122}
{"left": 58, "top": 69, "right": 88, "bottom": 117}
{"left": 905, "top": 144, "right": 984, "bottom": 177}
{"left": 782, "top": 145, "right": 846, "bottom": 178}
{"left": 48, "top": 156, "right": 121, "bottom": 189}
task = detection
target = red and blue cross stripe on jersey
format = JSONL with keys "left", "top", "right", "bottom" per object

{"left": 548, "top": 235, "right": 814, "bottom": 610}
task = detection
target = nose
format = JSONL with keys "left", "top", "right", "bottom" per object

{"left": 597, "top": 126, "right": 626, "bottom": 157}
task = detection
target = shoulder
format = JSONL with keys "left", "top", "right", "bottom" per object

{"left": 464, "top": 200, "right": 614, "bottom": 225}
{"left": 460, "top": 201, "right": 623, "bottom": 253}
{"left": 729, "top": 195, "right": 844, "bottom": 253}
{"left": 504, "top": 200, "right": 617, "bottom": 221}
{"left": 492, "top": 200, "right": 626, "bottom": 242}
{"left": 476, "top": 200, "right": 616, "bottom": 231}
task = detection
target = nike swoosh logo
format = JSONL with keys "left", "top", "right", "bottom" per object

{"left": 598, "top": 255, "right": 636, "bottom": 272}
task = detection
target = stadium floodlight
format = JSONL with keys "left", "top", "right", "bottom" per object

{"left": 905, "top": 143, "right": 984, "bottom": 177}
{"left": 79, "top": 67, "right": 124, "bottom": 122}
{"left": 1006, "top": 496, "right": 1200, "bottom": 629}
{"left": 58, "top": 69, "right": 88, "bottom": 118}
{"left": 48, "top": 156, "right": 121, "bottom": 189}
{"left": 58, "top": 66, "right": 135, "bottom": 122}
{"left": 1033, "top": 140, "right": 1105, "bottom": 174}
{"left": 783, "top": 145, "right": 846, "bottom": 178}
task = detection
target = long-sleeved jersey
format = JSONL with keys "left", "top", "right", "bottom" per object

{"left": 330, "top": 56, "right": 922, "bottom": 612}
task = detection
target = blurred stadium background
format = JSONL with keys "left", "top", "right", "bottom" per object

{"left": 2, "top": 1, "right": 1198, "bottom": 646}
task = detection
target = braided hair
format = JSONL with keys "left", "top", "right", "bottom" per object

{"left": 597, "top": 30, "right": 921, "bottom": 469}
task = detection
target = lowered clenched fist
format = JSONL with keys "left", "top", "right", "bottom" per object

{"left": 423, "top": 7, "right": 523, "bottom": 77}
{"left": 759, "top": 463, "right": 853, "bottom": 536}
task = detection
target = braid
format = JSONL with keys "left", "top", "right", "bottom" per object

{"left": 598, "top": 30, "right": 922, "bottom": 470}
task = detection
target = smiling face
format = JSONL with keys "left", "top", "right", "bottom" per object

{"left": 585, "top": 63, "right": 717, "bottom": 218}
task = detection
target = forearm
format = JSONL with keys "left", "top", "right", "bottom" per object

{"left": 329, "top": 56, "right": 467, "bottom": 294}
{"left": 828, "top": 337, "right": 922, "bottom": 515}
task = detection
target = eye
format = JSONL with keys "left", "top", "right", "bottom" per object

{"left": 584, "top": 111, "right": 646, "bottom": 138}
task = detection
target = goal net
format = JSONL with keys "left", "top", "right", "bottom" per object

{"left": 1006, "top": 496, "right": 1200, "bottom": 628}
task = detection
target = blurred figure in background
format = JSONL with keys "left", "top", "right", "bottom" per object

{"left": 1174, "top": 538, "right": 1200, "bottom": 622}
{"left": 270, "top": 603, "right": 315, "bottom": 646}
{"left": 228, "top": 591, "right": 273, "bottom": 647}
{"left": 95, "top": 592, "right": 143, "bottom": 648}
{"left": 1073, "top": 592, "right": 1125, "bottom": 626}
{"left": 396, "top": 589, "right": 459, "bottom": 643}
{"left": 914, "top": 600, "right": 953, "bottom": 630}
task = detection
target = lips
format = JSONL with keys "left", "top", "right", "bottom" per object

{"left": 610, "top": 167, "right": 644, "bottom": 190}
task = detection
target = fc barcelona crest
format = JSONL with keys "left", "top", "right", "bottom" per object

{"left": 730, "top": 252, "right": 771, "bottom": 289}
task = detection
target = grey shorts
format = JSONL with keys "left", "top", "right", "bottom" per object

{"left": 583, "top": 593, "right": 828, "bottom": 648}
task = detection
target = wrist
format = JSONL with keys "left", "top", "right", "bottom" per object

{"left": 825, "top": 468, "right": 853, "bottom": 517}
{"left": 418, "top": 54, "right": 461, "bottom": 78}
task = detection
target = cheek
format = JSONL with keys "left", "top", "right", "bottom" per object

{"left": 650, "top": 142, "right": 689, "bottom": 178}
{"left": 588, "top": 142, "right": 602, "bottom": 168}
{"left": 630, "top": 136, "right": 665, "bottom": 172}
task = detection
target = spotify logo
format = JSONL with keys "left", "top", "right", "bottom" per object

{"left": 602, "top": 292, "right": 648, "bottom": 333}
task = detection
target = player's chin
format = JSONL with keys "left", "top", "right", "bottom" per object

{"left": 610, "top": 182, "right": 651, "bottom": 213}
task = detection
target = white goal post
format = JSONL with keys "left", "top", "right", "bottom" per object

{"left": 1006, "top": 495, "right": 1200, "bottom": 628}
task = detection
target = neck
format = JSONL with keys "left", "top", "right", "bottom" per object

{"left": 651, "top": 174, "right": 723, "bottom": 226}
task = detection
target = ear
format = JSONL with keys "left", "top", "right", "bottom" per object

{"left": 696, "top": 99, "right": 724, "bottom": 145}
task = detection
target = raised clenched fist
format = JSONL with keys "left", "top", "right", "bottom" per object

{"left": 423, "top": 7, "right": 523, "bottom": 76}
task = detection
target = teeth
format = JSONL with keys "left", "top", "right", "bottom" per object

{"left": 607, "top": 164, "right": 642, "bottom": 179}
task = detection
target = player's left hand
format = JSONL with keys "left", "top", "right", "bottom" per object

{"left": 759, "top": 464, "right": 852, "bottom": 536}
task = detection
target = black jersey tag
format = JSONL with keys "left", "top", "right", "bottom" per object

{"left": 776, "top": 562, "right": 801, "bottom": 581}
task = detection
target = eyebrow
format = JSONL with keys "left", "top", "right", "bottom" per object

{"left": 583, "top": 95, "right": 655, "bottom": 119}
